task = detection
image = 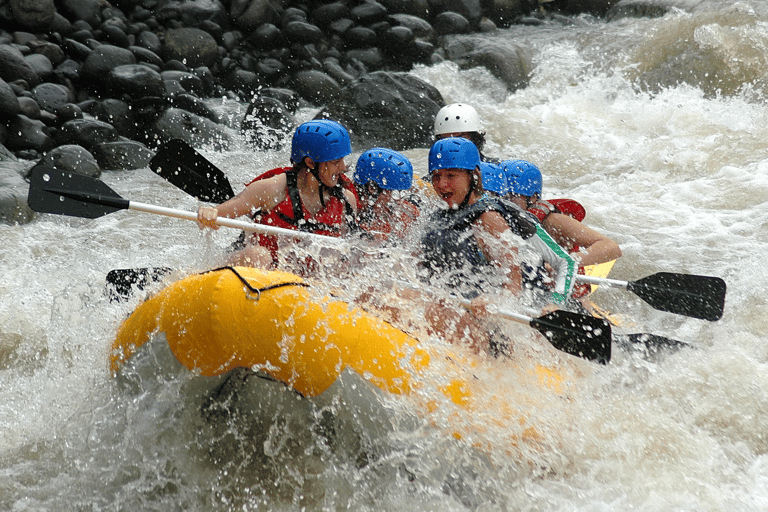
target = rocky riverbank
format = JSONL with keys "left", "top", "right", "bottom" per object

{"left": 0, "top": 0, "right": 687, "bottom": 224}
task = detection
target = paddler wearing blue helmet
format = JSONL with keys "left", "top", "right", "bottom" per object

{"left": 352, "top": 147, "right": 420, "bottom": 243}
{"left": 417, "top": 137, "right": 540, "bottom": 353}
{"left": 198, "top": 119, "right": 358, "bottom": 272}
{"left": 504, "top": 159, "right": 622, "bottom": 300}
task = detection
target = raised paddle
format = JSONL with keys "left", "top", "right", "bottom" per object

{"left": 462, "top": 300, "right": 612, "bottom": 364}
{"left": 149, "top": 139, "right": 235, "bottom": 203}
{"left": 575, "top": 273, "right": 726, "bottom": 322}
{"left": 27, "top": 165, "right": 336, "bottom": 242}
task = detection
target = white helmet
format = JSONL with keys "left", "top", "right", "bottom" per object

{"left": 433, "top": 103, "right": 482, "bottom": 136}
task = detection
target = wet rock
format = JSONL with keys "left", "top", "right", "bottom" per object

{"left": 434, "top": 12, "right": 471, "bottom": 35}
{"left": 175, "top": 0, "right": 230, "bottom": 28}
{"left": 161, "top": 70, "right": 206, "bottom": 97}
{"left": 287, "top": 69, "right": 340, "bottom": 105}
{"left": 54, "top": 118, "right": 120, "bottom": 150}
{"left": 130, "top": 46, "right": 165, "bottom": 68}
{"left": 0, "top": 45, "right": 41, "bottom": 86}
{"left": 91, "top": 141, "right": 153, "bottom": 170}
{"left": 447, "top": 38, "right": 531, "bottom": 92}
{"left": 27, "top": 40, "right": 66, "bottom": 66}
{"left": 32, "top": 82, "right": 74, "bottom": 114}
{"left": 0, "top": 165, "right": 36, "bottom": 226}
{"left": 344, "top": 26, "right": 378, "bottom": 49}
{"left": 136, "top": 31, "right": 162, "bottom": 54}
{"left": 10, "top": 0, "right": 56, "bottom": 31}
{"left": 52, "top": 103, "right": 82, "bottom": 122}
{"left": 350, "top": 2, "right": 389, "bottom": 24}
{"left": 106, "top": 64, "right": 166, "bottom": 98}
{"left": 6, "top": 115, "right": 54, "bottom": 152}
{"left": 162, "top": 28, "right": 220, "bottom": 69}
{"left": 101, "top": 24, "right": 131, "bottom": 48}
{"left": 169, "top": 93, "right": 220, "bottom": 123}
{"left": 605, "top": 0, "right": 698, "bottom": 21}
{"left": 486, "top": 0, "right": 529, "bottom": 25}
{"left": 151, "top": 107, "right": 233, "bottom": 150}
{"left": 388, "top": 14, "right": 435, "bottom": 40}
{"left": 380, "top": 0, "right": 430, "bottom": 18}
{"left": 241, "top": 95, "right": 291, "bottom": 149}
{"left": 248, "top": 23, "right": 282, "bottom": 50}
{"left": 311, "top": 3, "right": 350, "bottom": 27}
{"left": 0, "top": 77, "right": 20, "bottom": 119}
{"left": 89, "top": 99, "right": 135, "bottom": 140}
{"left": 60, "top": 39, "right": 92, "bottom": 61}
{"left": 60, "top": 0, "right": 102, "bottom": 28}
{"left": 24, "top": 54, "right": 54, "bottom": 82}
{"left": 443, "top": 0, "right": 484, "bottom": 24}
{"left": 235, "top": 0, "right": 281, "bottom": 32}
{"left": 17, "top": 96, "right": 40, "bottom": 119}
{"left": 345, "top": 48, "right": 385, "bottom": 69}
{"left": 318, "top": 71, "right": 444, "bottom": 151}
{"left": 81, "top": 45, "right": 137, "bottom": 87}
{"left": 284, "top": 21, "right": 325, "bottom": 45}
{"left": 40, "top": 144, "right": 100, "bottom": 177}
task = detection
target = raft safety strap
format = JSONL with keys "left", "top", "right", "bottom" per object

{"left": 205, "top": 266, "right": 309, "bottom": 301}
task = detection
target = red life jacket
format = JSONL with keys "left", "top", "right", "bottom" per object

{"left": 527, "top": 198, "right": 592, "bottom": 298}
{"left": 358, "top": 198, "right": 420, "bottom": 242}
{"left": 245, "top": 167, "right": 357, "bottom": 267}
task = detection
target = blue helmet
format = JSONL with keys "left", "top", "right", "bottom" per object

{"left": 480, "top": 161, "right": 509, "bottom": 195}
{"left": 354, "top": 148, "right": 413, "bottom": 190}
{"left": 428, "top": 137, "right": 480, "bottom": 174}
{"left": 290, "top": 119, "right": 351, "bottom": 164}
{"left": 503, "top": 159, "right": 542, "bottom": 196}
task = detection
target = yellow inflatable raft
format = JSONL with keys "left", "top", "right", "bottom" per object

{"left": 111, "top": 266, "right": 569, "bottom": 445}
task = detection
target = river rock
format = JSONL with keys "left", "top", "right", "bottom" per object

{"left": 32, "top": 82, "right": 73, "bottom": 114}
{"left": 60, "top": 0, "right": 102, "bottom": 28}
{"left": 39, "top": 144, "right": 100, "bottom": 177}
{"left": 379, "top": 0, "right": 430, "bottom": 18}
{"left": 434, "top": 12, "right": 471, "bottom": 35}
{"left": 0, "top": 165, "right": 35, "bottom": 225}
{"left": 27, "top": 40, "right": 66, "bottom": 66}
{"left": 286, "top": 69, "right": 340, "bottom": 106}
{"left": 445, "top": 37, "right": 531, "bottom": 92}
{"left": 9, "top": 0, "right": 56, "bottom": 31}
{"left": 17, "top": 96, "right": 40, "bottom": 119}
{"left": 54, "top": 118, "right": 119, "bottom": 150}
{"left": 318, "top": 71, "right": 444, "bottom": 151}
{"left": 91, "top": 141, "right": 153, "bottom": 170}
{"left": 6, "top": 115, "right": 54, "bottom": 153}
{"left": 0, "top": 45, "right": 40, "bottom": 86}
{"left": 241, "top": 95, "right": 291, "bottom": 149}
{"left": 151, "top": 107, "right": 233, "bottom": 150}
{"left": 443, "top": 0, "right": 484, "bottom": 24}
{"left": 169, "top": 93, "right": 220, "bottom": 123}
{"left": 162, "top": 28, "right": 220, "bottom": 69}
{"left": 311, "top": 2, "right": 350, "bottom": 27}
{"left": 89, "top": 99, "right": 135, "bottom": 139}
{"left": 106, "top": 64, "right": 166, "bottom": 98}
{"left": 234, "top": 0, "right": 280, "bottom": 32}
{"left": 24, "top": 54, "right": 54, "bottom": 82}
{"left": 81, "top": 45, "right": 137, "bottom": 88}
{"left": 0, "top": 77, "right": 20, "bottom": 119}
{"left": 388, "top": 14, "right": 435, "bottom": 40}
{"left": 350, "top": 2, "right": 388, "bottom": 24}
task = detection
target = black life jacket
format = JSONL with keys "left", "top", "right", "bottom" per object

{"left": 419, "top": 195, "right": 536, "bottom": 295}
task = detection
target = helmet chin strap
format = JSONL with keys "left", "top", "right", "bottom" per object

{"left": 457, "top": 168, "right": 478, "bottom": 209}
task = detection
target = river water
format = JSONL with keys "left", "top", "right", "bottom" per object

{"left": 3, "top": 1, "right": 768, "bottom": 510}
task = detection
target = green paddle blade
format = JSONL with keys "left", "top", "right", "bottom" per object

{"left": 530, "top": 310, "right": 611, "bottom": 364}
{"left": 627, "top": 272, "right": 726, "bottom": 322}
{"left": 150, "top": 139, "right": 234, "bottom": 203}
{"left": 27, "top": 165, "right": 129, "bottom": 218}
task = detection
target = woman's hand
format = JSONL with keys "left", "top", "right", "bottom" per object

{"left": 197, "top": 206, "right": 219, "bottom": 230}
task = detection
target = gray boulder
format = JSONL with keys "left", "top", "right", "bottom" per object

{"left": 162, "top": 28, "right": 220, "bottom": 69}
{"left": 91, "top": 141, "right": 154, "bottom": 170}
{"left": 39, "top": 144, "right": 100, "bottom": 177}
{"left": 0, "top": 163, "right": 36, "bottom": 225}
{"left": 10, "top": 0, "right": 56, "bottom": 30}
{"left": 54, "top": 118, "right": 119, "bottom": 150}
{"left": 0, "top": 45, "right": 40, "bottom": 86}
{"left": 6, "top": 115, "right": 54, "bottom": 152}
{"left": 318, "top": 71, "right": 444, "bottom": 151}
{"left": 106, "top": 64, "right": 166, "bottom": 98}
{"left": 151, "top": 108, "right": 233, "bottom": 150}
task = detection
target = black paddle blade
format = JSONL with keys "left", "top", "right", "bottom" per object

{"left": 105, "top": 267, "right": 173, "bottom": 302}
{"left": 150, "top": 139, "right": 234, "bottom": 203}
{"left": 530, "top": 310, "right": 611, "bottom": 364}
{"left": 27, "top": 165, "right": 128, "bottom": 218}
{"left": 627, "top": 272, "right": 726, "bottom": 321}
